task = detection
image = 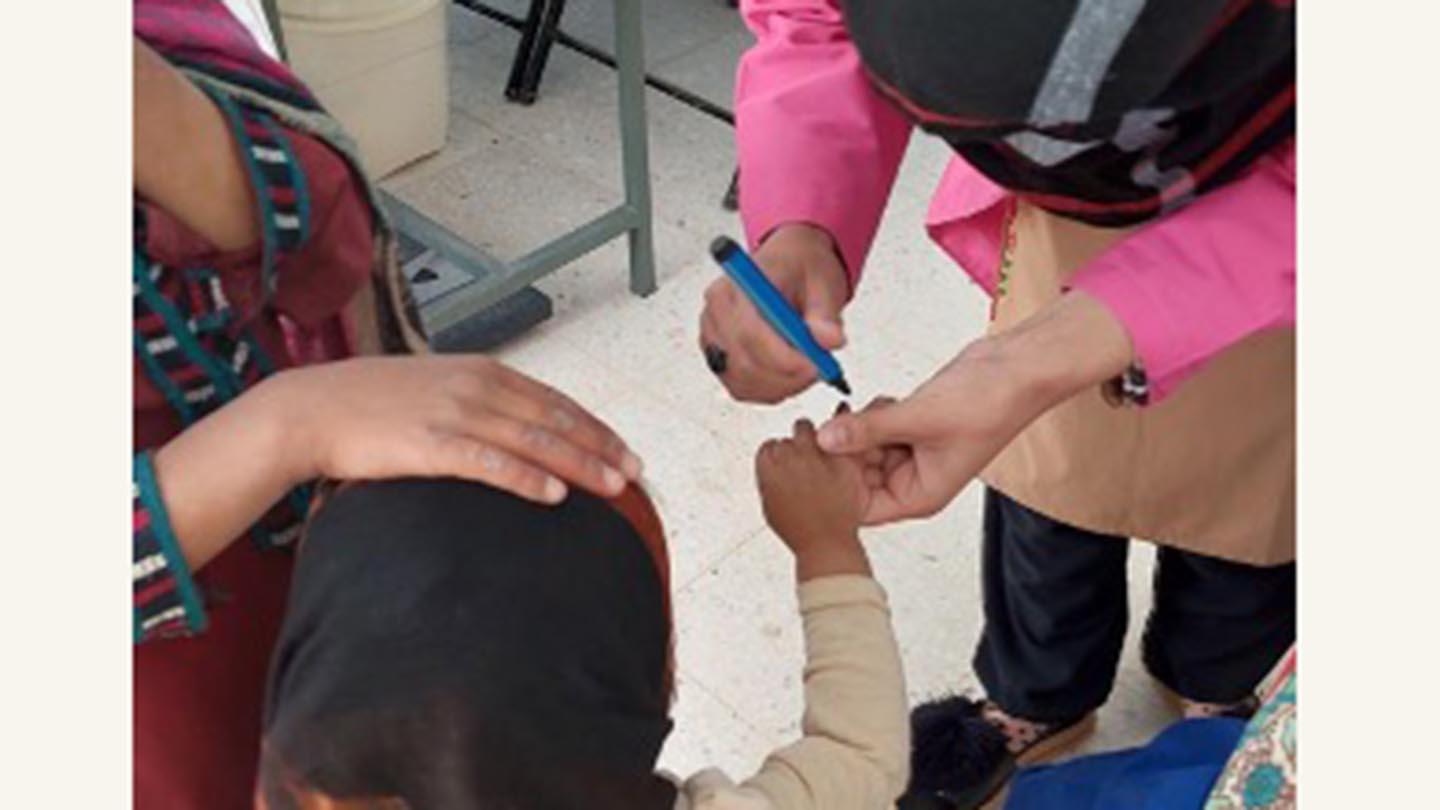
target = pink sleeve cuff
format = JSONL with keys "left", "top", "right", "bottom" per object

{"left": 1069, "top": 144, "right": 1296, "bottom": 402}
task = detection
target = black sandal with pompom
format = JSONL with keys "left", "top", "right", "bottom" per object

{"left": 898, "top": 696, "right": 1095, "bottom": 810}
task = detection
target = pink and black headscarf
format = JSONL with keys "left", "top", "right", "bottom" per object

{"left": 842, "top": 0, "right": 1294, "bottom": 225}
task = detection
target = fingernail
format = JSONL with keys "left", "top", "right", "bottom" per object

{"left": 544, "top": 477, "right": 568, "bottom": 503}
{"left": 620, "top": 451, "right": 644, "bottom": 480}
{"left": 602, "top": 465, "right": 626, "bottom": 493}
{"left": 819, "top": 424, "right": 848, "bottom": 450}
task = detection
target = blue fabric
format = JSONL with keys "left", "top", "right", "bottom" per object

{"left": 1005, "top": 718, "right": 1246, "bottom": 810}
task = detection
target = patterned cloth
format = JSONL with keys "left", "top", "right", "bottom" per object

{"left": 841, "top": 0, "right": 1295, "bottom": 226}
{"left": 1004, "top": 717, "right": 1246, "bottom": 810}
{"left": 132, "top": 0, "right": 427, "bottom": 651}
{"left": 131, "top": 90, "right": 318, "bottom": 644}
{"left": 134, "top": 0, "right": 319, "bottom": 111}
{"left": 999, "top": 645, "right": 1297, "bottom": 809}
{"left": 1204, "top": 647, "right": 1297, "bottom": 810}
{"left": 132, "top": 3, "right": 429, "bottom": 805}
{"left": 133, "top": 453, "right": 208, "bottom": 641}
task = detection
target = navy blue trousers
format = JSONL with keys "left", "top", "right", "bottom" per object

{"left": 974, "top": 489, "right": 1295, "bottom": 722}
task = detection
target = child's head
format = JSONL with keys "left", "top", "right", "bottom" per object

{"left": 257, "top": 478, "right": 677, "bottom": 810}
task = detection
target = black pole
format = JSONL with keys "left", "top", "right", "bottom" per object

{"left": 452, "top": 0, "right": 735, "bottom": 125}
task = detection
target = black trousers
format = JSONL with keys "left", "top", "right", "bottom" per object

{"left": 973, "top": 489, "right": 1295, "bottom": 723}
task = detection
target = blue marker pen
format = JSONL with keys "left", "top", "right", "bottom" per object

{"left": 710, "top": 236, "right": 851, "bottom": 396}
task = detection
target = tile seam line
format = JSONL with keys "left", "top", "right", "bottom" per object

{"left": 674, "top": 523, "right": 772, "bottom": 592}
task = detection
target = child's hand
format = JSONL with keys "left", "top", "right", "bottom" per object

{"left": 756, "top": 419, "right": 872, "bottom": 581}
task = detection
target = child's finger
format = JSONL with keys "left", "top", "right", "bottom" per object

{"left": 754, "top": 440, "right": 779, "bottom": 479}
{"left": 756, "top": 438, "right": 782, "bottom": 462}
{"left": 793, "top": 419, "right": 818, "bottom": 444}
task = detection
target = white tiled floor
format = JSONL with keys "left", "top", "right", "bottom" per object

{"left": 385, "top": 0, "right": 1176, "bottom": 782}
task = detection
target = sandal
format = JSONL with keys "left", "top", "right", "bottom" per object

{"left": 899, "top": 696, "right": 1096, "bottom": 810}
{"left": 1151, "top": 678, "right": 1261, "bottom": 721}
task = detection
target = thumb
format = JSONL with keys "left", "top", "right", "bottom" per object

{"left": 803, "top": 273, "right": 847, "bottom": 350}
{"left": 817, "top": 401, "right": 917, "bottom": 454}
{"left": 806, "top": 317, "right": 846, "bottom": 351}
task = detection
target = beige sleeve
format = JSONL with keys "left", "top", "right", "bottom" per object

{"left": 684, "top": 576, "right": 909, "bottom": 810}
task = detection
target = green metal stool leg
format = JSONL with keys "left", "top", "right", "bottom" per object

{"left": 260, "top": 0, "right": 288, "bottom": 61}
{"left": 614, "top": 0, "right": 657, "bottom": 297}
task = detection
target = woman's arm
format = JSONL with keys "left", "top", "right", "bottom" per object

{"left": 133, "top": 38, "right": 258, "bottom": 251}
{"left": 814, "top": 143, "right": 1295, "bottom": 524}
{"left": 699, "top": 0, "right": 916, "bottom": 405}
{"left": 1068, "top": 141, "right": 1296, "bottom": 402}
{"left": 134, "top": 356, "right": 646, "bottom": 643}
{"left": 151, "top": 356, "right": 644, "bottom": 572}
{"left": 736, "top": 0, "right": 914, "bottom": 283}
{"left": 814, "top": 292, "right": 1133, "bottom": 525}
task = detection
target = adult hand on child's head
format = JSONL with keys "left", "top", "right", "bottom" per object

{"left": 755, "top": 417, "right": 871, "bottom": 580}
{"left": 699, "top": 223, "right": 849, "bottom": 404}
{"left": 263, "top": 355, "right": 643, "bottom": 505}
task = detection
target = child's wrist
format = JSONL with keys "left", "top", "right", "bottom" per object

{"left": 793, "top": 535, "right": 871, "bottom": 582}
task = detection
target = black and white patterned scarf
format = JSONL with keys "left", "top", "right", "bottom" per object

{"left": 843, "top": 0, "right": 1294, "bottom": 226}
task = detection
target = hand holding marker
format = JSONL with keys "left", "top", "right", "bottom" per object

{"left": 709, "top": 236, "right": 851, "bottom": 396}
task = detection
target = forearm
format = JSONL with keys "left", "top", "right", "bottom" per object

{"left": 813, "top": 280, "right": 1142, "bottom": 526}
{"left": 981, "top": 290, "right": 1134, "bottom": 414}
{"left": 793, "top": 533, "right": 871, "bottom": 583}
{"left": 151, "top": 374, "right": 306, "bottom": 571}
{"left": 736, "top": 0, "right": 913, "bottom": 282}
{"left": 133, "top": 37, "right": 257, "bottom": 251}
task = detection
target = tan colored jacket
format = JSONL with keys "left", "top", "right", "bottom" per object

{"left": 982, "top": 201, "right": 1295, "bottom": 565}
{"left": 670, "top": 577, "right": 909, "bottom": 809}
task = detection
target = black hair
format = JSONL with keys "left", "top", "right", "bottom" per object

{"left": 258, "top": 478, "right": 677, "bottom": 810}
